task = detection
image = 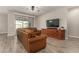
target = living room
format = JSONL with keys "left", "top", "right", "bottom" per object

{"left": 0, "top": 6, "right": 79, "bottom": 53}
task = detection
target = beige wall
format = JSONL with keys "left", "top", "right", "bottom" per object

{"left": 0, "top": 7, "right": 79, "bottom": 38}
{"left": 0, "top": 14, "right": 8, "bottom": 34}
{"left": 68, "top": 8, "right": 79, "bottom": 38}
{"left": 35, "top": 9, "right": 68, "bottom": 29}
{"left": 8, "top": 13, "right": 16, "bottom": 36}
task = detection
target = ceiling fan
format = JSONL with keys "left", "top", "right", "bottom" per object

{"left": 26, "top": 6, "right": 40, "bottom": 16}
{"left": 31, "top": 6, "right": 40, "bottom": 12}
{"left": 31, "top": 6, "right": 35, "bottom": 11}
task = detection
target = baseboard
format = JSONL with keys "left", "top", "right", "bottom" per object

{"left": 8, "top": 33, "right": 16, "bottom": 36}
{"left": 0, "top": 32, "right": 8, "bottom": 34}
{"left": 68, "top": 35, "right": 79, "bottom": 39}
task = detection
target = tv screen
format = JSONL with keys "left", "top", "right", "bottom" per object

{"left": 46, "top": 19, "right": 59, "bottom": 27}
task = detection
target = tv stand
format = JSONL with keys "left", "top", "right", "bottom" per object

{"left": 42, "top": 28, "right": 65, "bottom": 40}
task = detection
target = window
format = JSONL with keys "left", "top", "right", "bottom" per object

{"left": 16, "top": 20, "right": 29, "bottom": 29}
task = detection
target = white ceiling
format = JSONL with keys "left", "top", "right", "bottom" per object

{"left": 0, "top": 6, "right": 65, "bottom": 16}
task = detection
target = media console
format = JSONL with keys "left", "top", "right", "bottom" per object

{"left": 42, "top": 28, "right": 65, "bottom": 40}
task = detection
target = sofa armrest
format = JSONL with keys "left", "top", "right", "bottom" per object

{"left": 28, "top": 35, "right": 47, "bottom": 43}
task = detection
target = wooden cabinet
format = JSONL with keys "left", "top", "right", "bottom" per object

{"left": 47, "top": 28, "right": 58, "bottom": 38}
{"left": 58, "top": 29, "right": 65, "bottom": 40}
{"left": 41, "top": 28, "right": 65, "bottom": 40}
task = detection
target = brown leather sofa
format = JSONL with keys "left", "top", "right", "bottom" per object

{"left": 17, "top": 28, "right": 47, "bottom": 53}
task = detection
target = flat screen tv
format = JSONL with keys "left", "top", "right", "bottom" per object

{"left": 46, "top": 18, "right": 59, "bottom": 27}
